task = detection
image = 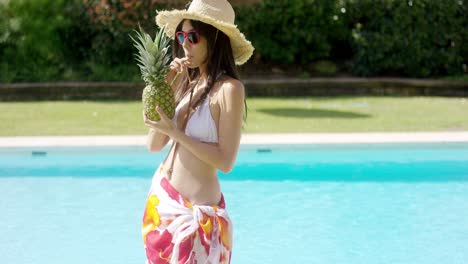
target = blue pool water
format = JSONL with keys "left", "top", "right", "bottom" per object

{"left": 1, "top": 143, "right": 468, "bottom": 264}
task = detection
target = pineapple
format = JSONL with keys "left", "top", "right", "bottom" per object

{"left": 130, "top": 26, "right": 178, "bottom": 121}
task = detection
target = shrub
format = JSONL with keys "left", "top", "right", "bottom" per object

{"left": 342, "top": 0, "right": 467, "bottom": 77}
{"left": 77, "top": 0, "right": 182, "bottom": 65}
{"left": 0, "top": 0, "right": 71, "bottom": 82}
{"left": 1, "top": 0, "right": 466, "bottom": 81}
{"left": 235, "top": 0, "right": 348, "bottom": 65}
{"left": 59, "top": 0, "right": 182, "bottom": 81}
{"left": 313, "top": 60, "right": 338, "bottom": 76}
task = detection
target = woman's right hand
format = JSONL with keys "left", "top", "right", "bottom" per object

{"left": 166, "top": 57, "right": 189, "bottom": 85}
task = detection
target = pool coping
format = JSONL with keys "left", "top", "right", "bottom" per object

{"left": 1, "top": 132, "right": 468, "bottom": 147}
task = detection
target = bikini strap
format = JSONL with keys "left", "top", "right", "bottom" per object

{"left": 165, "top": 83, "right": 195, "bottom": 178}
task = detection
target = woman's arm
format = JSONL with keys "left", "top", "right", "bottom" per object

{"left": 171, "top": 79, "right": 245, "bottom": 173}
{"left": 146, "top": 128, "right": 170, "bottom": 152}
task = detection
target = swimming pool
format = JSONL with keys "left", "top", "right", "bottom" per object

{"left": 1, "top": 143, "right": 468, "bottom": 263}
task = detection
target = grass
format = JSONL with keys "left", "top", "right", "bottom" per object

{"left": 0, "top": 96, "right": 467, "bottom": 136}
{"left": 246, "top": 96, "right": 468, "bottom": 133}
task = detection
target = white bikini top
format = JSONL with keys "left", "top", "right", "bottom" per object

{"left": 173, "top": 95, "right": 218, "bottom": 143}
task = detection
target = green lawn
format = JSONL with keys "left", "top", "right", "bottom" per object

{"left": 1, "top": 96, "right": 467, "bottom": 136}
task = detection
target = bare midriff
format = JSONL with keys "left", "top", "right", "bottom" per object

{"left": 162, "top": 141, "right": 222, "bottom": 206}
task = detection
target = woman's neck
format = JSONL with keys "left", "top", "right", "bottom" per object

{"left": 197, "top": 65, "right": 209, "bottom": 88}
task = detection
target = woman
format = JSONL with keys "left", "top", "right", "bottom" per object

{"left": 141, "top": 0, "right": 254, "bottom": 263}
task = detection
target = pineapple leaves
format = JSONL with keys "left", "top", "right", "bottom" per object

{"left": 129, "top": 25, "right": 173, "bottom": 85}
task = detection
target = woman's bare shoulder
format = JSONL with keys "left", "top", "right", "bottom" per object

{"left": 221, "top": 76, "right": 243, "bottom": 88}
{"left": 214, "top": 76, "right": 244, "bottom": 99}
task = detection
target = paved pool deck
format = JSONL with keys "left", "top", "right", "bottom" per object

{"left": 1, "top": 132, "right": 468, "bottom": 147}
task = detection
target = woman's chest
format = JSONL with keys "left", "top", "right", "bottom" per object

{"left": 176, "top": 93, "right": 220, "bottom": 130}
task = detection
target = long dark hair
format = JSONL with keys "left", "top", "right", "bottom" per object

{"left": 172, "top": 19, "right": 247, "bottom": 122}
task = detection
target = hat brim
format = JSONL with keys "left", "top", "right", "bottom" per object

{"left": 156, "top": 10, "right": 254, "bottom": 65}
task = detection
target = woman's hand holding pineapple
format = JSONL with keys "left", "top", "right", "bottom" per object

{"left": 142, "top": 104, "right": 175, "bottom": 137}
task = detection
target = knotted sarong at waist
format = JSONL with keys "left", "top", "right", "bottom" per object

{"left": 142, "top": 164, "right": 233, "bottom": 264}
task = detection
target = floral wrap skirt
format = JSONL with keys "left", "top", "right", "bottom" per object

{"left": 142, "top": 164, "right": 233, "bottom": 264}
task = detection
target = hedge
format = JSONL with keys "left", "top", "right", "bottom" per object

{"left": 0, "top": 0, "right": 466, "bottom": 82}
{"left": 342, "top": 0, "right": 467, "bottom": 77}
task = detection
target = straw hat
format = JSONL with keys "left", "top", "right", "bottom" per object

{"left": 155, "top": 0, "right": 254, "bottom": 65}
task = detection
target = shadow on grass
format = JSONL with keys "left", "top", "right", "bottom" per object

{"left": 256, "top": 107, "right": 371, "bottom": 119}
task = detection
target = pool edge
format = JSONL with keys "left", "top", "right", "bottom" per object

{"left": 1, "top": 132, "right": 468, "bottom": 147}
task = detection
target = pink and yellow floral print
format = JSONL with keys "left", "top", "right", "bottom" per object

{"left": 142, "top": 165, "right": 233, "bottom": 264}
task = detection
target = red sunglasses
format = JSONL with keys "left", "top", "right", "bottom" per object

{"left": 175, "top": 30, "right": 200, "bottom": 45}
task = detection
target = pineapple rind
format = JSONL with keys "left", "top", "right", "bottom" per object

{"left": 142, "top": 81, "right": 175, "bottom": 122}
{"left": 131, "top": 26, "right": 175, "bottom": 121}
